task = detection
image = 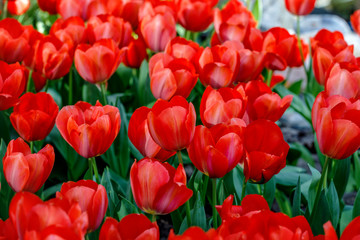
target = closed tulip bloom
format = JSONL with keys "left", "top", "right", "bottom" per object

{"left": 107, "top": 0, "right": 144, "bottom": 29}
{"left": 312, "top": 92, "right": 360, "bottom": 160}
{"left": 10, "top": 92, "right": 59, "bottom": 142}
{"left": 37, "top": 0, "right": 57, "bottom": 14}
{"left": 168, "top": 227, "right": 219, "bottom": 240}
{"left": 56, "top": 101, "right": 121, "bottom": 158}
{"left": 285, "top": 0, "right": 316, "bottom": 16}
{"left": 0, "top": 219, "right": 17, "bottom": 240}
{"left": 198, "top": 45, "right": 239, "bottom": 88}
{"left": 75, "top": 39, "right": 122, "bottom": 84}
{"left": 200, "top": 86, "right": 247, "bottom": 128}
{"left": 0, "top": 61, "right": 27, "bottom": 111}
{"left": 3, "top": 138, "right": 54, "bottom": 193}
{"left": 149, "top": 52, "right": 198, "bottom": 101}
{"left": 99, "top": 215, "right": 159, "bottom": 240}
{"left": 0, "top": 18, "right": 30, "bottom": 63}
{"left": 130, "top": 158, "right": 193, "bottom": 215}
{"left": 56, "top": 0, "right": 108, "bottom": 20}
{"left": 120, "top": 36, "right": 148, "bottom": 68}
{"left": 86, "top": 14, "right": 132, "bottom": 48}
{"left": 147, "top": 96, "right": 196, "bottom": 151}
{"left": 311, "top": 29, "right": 348, "bottom": 57}
{"left": 187, "top": 120, "right": 245, "bottom": 178}
{"left": 56, "top": 180, "right": 108, "bottom": 231}
{"left": 164, "top": 37, "right": 202, "bottom": 67}
{"left": 7, "top": 0, "right": 30, "bottom": 15}
{"left": 351, "top": 10, "right": 360, "bottom": 36}
{"left": 243, "top": 120, "right": 289, "bottom": 183}
{"left": 128, "top": 106, "right": 175, "bottom": 162}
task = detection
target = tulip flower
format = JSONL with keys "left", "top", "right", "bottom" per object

{"left": 56, "top": 0, "right": 108, "bottom": 20}
{"left": 168, "top": 227, "right": 219, "bottom": 239}
{"left": 318, "top": 217, "right": 360, "bottom": 240}
{"left": 130, "top": 158, "right": 193, "bottom": 215}
{"left": 285, "top": 0, "right": 316, "bottom": 16}
{"left": 107, "top": 0, "right": 144, "bottom": 29}
{"left": 198, "top": 45, "right": 239, "bottom": 88}
{"left": 164, "top": 37, "right": 202, "bottom": 67}
{"left": 128, "top": 106, "right": 175, "bottom": 162}
{"left": 99, "top": 215, "right": 159, "bottom": 240}
{"left": 3, "top": 138, "right": 55, "bottom": 193}
{"left": 147, "top": 96, "right": 196, "bottom": 152}
{"left": 10, "top": 92, "right": 59, "bottom": 142}
{"left": 56, "top": 101, "right": 121, "bottom": 158}
{"left": 9, "top": 192, "right": 88, "bottom": 240}
{"left": 86, "top": 14, "right": 132, "bottom": 48}
{"left": 74, "top": 39, "right": 122, "bottom": 84}
{"left": 149, "top": 52, "right": 198, "bottom": 101}
{"left": 351, "top": 10, "right": 360, "bottom": 36}
{"left": 0, "top": 61, "right": 27, "bottom": 111}
{"left": 311, "top": 29, "right": 348, "bottom": 57}
{"left": 176, "top": 0, "right": 218, "bottom": 32}
{"left": 200, "top": 86, "right": 247, "bottom": 127}
{"left": 0, "top": 219, "right": 17, "bottom": 240}
{"left": 139, "top": 2, "right": 176, "bottom": 52}
{"left": 37, "top": 0, "right": 57, "bottom": 14}
{"left": 119, "top": 36, "right": 148, "bottom": 68}
{"left": 312, "top": 92, "right": 360, "bottom": 160}
{"left": 56, "top": 180, "right": 108, "bottom": 231}
{"left": 7, "top": 0, "right": 30, "bottom": 15}
{"left": 187, "top": 120, "right": 245, "bottom": 178}
{"left": 243, "top": 120, "right": 289, "bottom": 183}
{"left": 0, "top": 18, "right": 30, "bottom": 63}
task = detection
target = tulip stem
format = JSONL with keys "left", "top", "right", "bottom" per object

{"left": 185, "top": 201, "right": 191, "bottom": 227}
{"left": 100, "top": 82, "right": 108, "bottom": 105}
{"left": 2, "top": 0, "right": 7, "bottom": 19}
{"left": 26, "top": 70, "right": 33, "bottom": 93}
{"left": 68, "top": 66, "right": 73, "bottom": 105}
{"left": 152, "top": 214, "right": 156, "bottom": 222}
{"left": 310, "top": 156, "right": 331, "bottom": 221}
{"left": 88, "top": 158, "right": 93, "bottom": 180}
{"left": 296, "top": 16, "right": 308, "bottom": 82}
{"left": 177, "top": 151, "right": 183, "bottom": 165}
{"left": 212, "top": 178, "right": 218, "bottom": 228}
{"left": 30, "top": 141, "right": 34, "bottom": 153}
{"left": 90, "top": 157, "right": 100, "bottom": 183}
{"left": 266, "top": 69, "right": 273, "bottom": 87}
{"left": 241, "top": 178, "right": 247, "bottom": 201}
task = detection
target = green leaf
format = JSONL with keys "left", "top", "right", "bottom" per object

{"left": 117, "top": 198, "right": 139, "bottom": 220}
{"left": 288, "top": 79, "right": 303, "bottom": 95}
{"left": 275, "top": 166, "right": 311, "bottom": 187}
{"left": 326, "top": 181, "right": 340, "bottom": 228}
{"left": 290, "top": 143, "right": 315, "bottom": 167}
{"left": 333, "top": 157, "right": 351, "bottom": 199}
{"left": 263, "top": 177, "right": 276, "bottom": 207}
{"left": 101, "top": 168, "right": 120, "bottom": 217}
{"left": 275, "top": 190, "right": 292, "bottom": 217}
{"left": 314, "top": 134, "right": 325, "bottom": 166}
{"left": 353, "top": 152, "right": 360, "bottom": 189}
{"left": 292, "top": 177, "right": 302, "bottom": 217}
{"left": 340, "top": 206, "right": 353, "bottom": 235}
{"left": 82, "top": 83, "right": 102, "bottom": 105}
{"left": 0, "top": 112, "right": 10, "bottom": 143}
{"left": 352, "top": 188, "right": 360, "bottom": 219}
{"left": 309, "top": 190, "right": 331, "bottom": 235}
{"left": 41, "top": 183, "right": 62, "bottom": 200}
{"left": 251, "top": 0, "right": 263, "bottom": 25}
{"left": 191, "top": 192, "right": 207, "bottom": 230}
{"left": 307, "top": 165, "right": 321, "bottom": 213}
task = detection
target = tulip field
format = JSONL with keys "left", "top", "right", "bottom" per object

{"left": 1, "top": 0, "right": 360, "bottom": 239}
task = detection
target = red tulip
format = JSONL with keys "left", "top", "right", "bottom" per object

{"left": 149, "top": 52, "right": 198, "bottom": 101}
{"left": 56, "top": 101, "right": 121, "bottom": 158}
{"left": 37, "top": 0, "right": 57, "bottom": 14}
{"left": 9, "top": 192, "right": 88, "bottom": 240}
{"left": 200, "top": 86, "right": 247, "bottom": 128}
{"left": 351, "top": 9, "right": 360, "bottom": 36}
{"left": 7, "top": 0, "right": 30, "bottom": 15}
{"left": 312, "top": 92, "right": 360, "bottom": 160}
{"left": 198, "top": 45, "right": 239, "bottom": 88}
{"left": 99, "top": 215, "right": 159, "bottom": 240}
{"left": 213, "top": 0, "right": 257, "bottom": 43}
{"left": 187, "top": 120, "right": 245, "bottom": 178}
{"left": 56, "top": 0, "right": 108, "bottom": 20}
{"left": 86, "top": 14, "right": 132, "bottom": 48}
{"left": 74, "top": 39, "right": 122, "bottom": 84}
{"left": 340, "top": 216, "right": 360, "bottom": 239}
{"left": 325, "top": 63, "right": 360, "bottom": 100}
{"left": 0, "top": 61, "right": 27, "bottom": 111}
{"left": 176, "top": 0, "right": 218, "bottom": 32}
{"left": 164, "top": 37, "right": 202, "bottom": 67}
{"left": 139, "top": 2, "right": 176, "bottom": 52}
{"left": 237, "top": 80, "right": 292, "bottom": 122}
{"left": 311, "top": 29, "right": 348, "bottom": 57}
{"left": 0, "top": 219, "right": 17, "bottom": 240}
{"left": 107, "top": 0, "right": 144, "bottom": 29}
{"left": 0, "top": 18, "right": 30, "bottom": 63}
{"left": 56, "top": 180, "right": 108, "bottom": 231}
{"left": 10, "top": 92, "right": 59, "bottom": 142}
{"left": 168, "top": 227, "right": 219, "bottom": 239}
{"left": 130, "top": 158, "right": 193, "bottom": 215}
{"left": 119, "top": 36, "right": 148, "bottom": 68}
{"left": 128, "top": 106, "right": 175, "bottom": 162}
{"left": 285, "top": 0, "right": 316, "bottom": 16}
{"left": 50, "top": 17, "right": 87, "bottom": 50}
{"left": 243, "top": 120, "right": 289, "bottom": 183}
{"left": 147, "top": 96, "right": 196, "bottom": 151}
{"left": 3, "top": 138, "right": 54, "bottom": 193}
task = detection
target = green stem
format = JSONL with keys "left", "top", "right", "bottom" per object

{"left": 88, "top": 158, "right": 93, "bottom": 181}
{"left": 30, "top": 141, "right": 34, "bottom": 153}
{"left": 246, "top": 0, "right": 252, "bottom": 9}
{"left": 310, "top": 156, "right": 331, "bottom": 220}
{"left": 2, "top": 0, "right": 7, "bottom": 20}
{"left": 296, "top": 16, "right": 308, "bottom": 82}
{"left": 177, "top": 151, "right": 183, "bottom": 165}
{"left": 185, "top": 200, "right": 191, "bottom": 227}
{"left": 212, "top": 178, "right": 218, "bottom": 229}
{"left": 241, "top": 179, "right": 247, "bottom": 201}
{"left": 201, "top": 175, "right": 209, "bottom": 204}
{"left": 266, "top": 69, "right": 273, "bottom": 87}
{"left": 26, "top": 70, "right": 33, "bottom": 93}
{"left": 90, "top": 157, "right": 100, "bottom": 183}
{"left": 68, "top": 66, "right": 73, "bottom": 105}
{"left": 100, "top": 82, "right": 108, "bottom": 105}
{"left": 185, "top": 30, "right": 192, "bottom": 41}
{"left": 152, "top": 214, "right": 156, "bottom": 222}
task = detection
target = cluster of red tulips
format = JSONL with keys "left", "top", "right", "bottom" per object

{"left": 0, "top": 0, "right": 360, "bottom": 239}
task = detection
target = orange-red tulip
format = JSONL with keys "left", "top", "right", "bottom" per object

{"left": 164, "top": 37, "right": 202, "bottom": 68}
{"left": 7, "top": 0, "right": 30, "bottom": 15}
{"left": 74, "top": 39, "right": 122, "bottom": 84}
{"left": 187, "top": 120, "right": 245, "bottom": 178}
{"left": 351, "top": 9, "right": 360, "bottom": 36}
{"left": 3, "top": 138, "right": 54, "bottom": 193}
{"left": 128, "top": 106, "right": 175, "bottom": 162}
{"left": 0, "top": 61, "right": 27, "bottom": 111}
{"left": 107, "top": 0, "right": 144, "bottom": 29}
{"left": 99, "top": 215, "right": 159, "bottom": 240}
{"left": 285, "top": 0, "right": 316, "bottom": 16}
{"left": 56, "top": 180, "right": 108, "bottom": 231}
{"left": 243, "top": 120, "right": 289, "bottom": 183}
{"left": 56, "top": 101, "right": 120, "bottom": 158}
{"left": 119, "top": 36, "right": 148, "bottom": 68}
{"left": 0, "top": 219, "right": 17, "bottom": 240}
{"left": 56, "top": 0, "right": 108, "bottom": 20}
{"left": 311, "top": 29, "right": 348, "bottom": 57}
{"left": 130, "top": 158, "right": 193, "bottom": 215}
{"left": 0, "top": 18, "right": 30, "bottom": 63}
{"left": 147, "top": 96, "right": 196, "bottom": 151}
{"left": 312, "top": 92, "right": 360, "bottom": 160}
{"left": 37, "top": 0, "right": 57, "bottom": 14}
{"left": 168, "top": 227, "right": 219, "bottom": 239}
{"left": 318, "top": 217, "right": 360, "bottom": 240}
{"left": 10, "top": 92, "right": 59, "bottom": 142}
